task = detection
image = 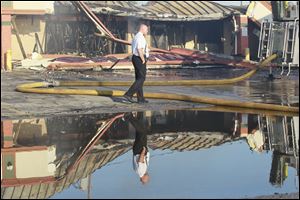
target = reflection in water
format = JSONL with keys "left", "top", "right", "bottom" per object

{"left": 261, "top": 116, "right": 299, "bottom": 187}
{"left": 1, "top": 109, "right": 299, "bottom": 199}
{"left": 126, "top": 112, "right": 150, "bottom": 184}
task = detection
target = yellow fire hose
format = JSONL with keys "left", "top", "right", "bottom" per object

{"left": 16, "top": 54, "right": 298, "bottom": 114}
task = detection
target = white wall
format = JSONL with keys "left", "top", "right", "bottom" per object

{"left": 246, "top": 1, "right": 272, "bottom": 23}
{"left": 15, "top": 147, "right": 56, "bottom": 178}
{"left": 13, "top": 1, "right": 54, "bottom": 14}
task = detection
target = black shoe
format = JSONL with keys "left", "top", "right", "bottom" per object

{"left": 138, "top": 99, "right": 149, "bottom": 104}
{"left": 123, "top": 95, "right": 136, "bottom": 103}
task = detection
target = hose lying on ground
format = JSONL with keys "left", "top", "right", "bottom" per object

{"left": 16, "top": 54, "right": 299, "bottom": 114}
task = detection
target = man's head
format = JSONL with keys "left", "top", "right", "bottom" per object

{"left": 139, "top": 24, "right": 148, "bottom": 35}
{"left": 140, "top": 173, "right": 150, "bottom": 185}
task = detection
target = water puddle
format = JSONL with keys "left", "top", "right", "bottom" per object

{"left": 1, "top": 109, "right": 299, "bottom": 199}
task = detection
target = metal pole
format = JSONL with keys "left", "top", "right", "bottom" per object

{"left": 87, "top": 174, "right": 91, "bottom": 199}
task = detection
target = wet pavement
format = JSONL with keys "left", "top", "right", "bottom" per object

{"left": 1, "top": 109, "right": 299, "bottom": 199}
{"left": 1, "top": 66, "right": 299, "bottom": 119}
{"left": 1, "top": 67, "right": 299, "bottom": 198}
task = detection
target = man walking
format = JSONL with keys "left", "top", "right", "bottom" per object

{"left": 123, "top": 24, "right": 149, "bottom": 104}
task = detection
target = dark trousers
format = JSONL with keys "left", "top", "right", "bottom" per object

{"left": 127, "top": 112, "right": 148, "bottom": 155}
{"left": 125, "top": 55, "right": 147, "bottom": 101}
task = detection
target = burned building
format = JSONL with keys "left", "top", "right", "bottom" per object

{"left": 1, "top": 1, "right": 255, "bottom": 71}
{"left": 52, "top": 1, "right": 244, "bottom": 56}
{"left": 2, "top": 1, "right": 251, "bottom": 65}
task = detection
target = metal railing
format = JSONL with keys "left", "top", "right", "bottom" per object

{"left": 258, "top": 18, "right": 299, "bottom": 75}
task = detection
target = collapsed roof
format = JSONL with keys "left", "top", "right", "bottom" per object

{"left": 56, "top": 1, "right": 240, "bottom": 21}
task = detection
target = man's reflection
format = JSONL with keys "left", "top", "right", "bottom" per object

{"left": 125, "top": 112, "right": 150, "bottom": 184}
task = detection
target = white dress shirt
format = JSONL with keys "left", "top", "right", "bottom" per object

{"left": 132, "top": 32, "right": 149, "bottom": 58}
{"left": 133, "top": 151, "right": 150, "bottom": 177}
{"left": 247, "top": 129, "right": 264, "bottom": 152}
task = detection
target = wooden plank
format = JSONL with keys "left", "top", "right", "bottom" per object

{"left": 171, "top": 137, "right": 196, "bottom": 151}
{"left": 11, "top": 185, "right": 23, "bottom": 199}
{"left": 100, "top": 151, "right": 117, "bottom": 168}
{"left": 91, "top": 153, "right": 104, "bottom": 171}
{"left": 55, "top": 173, "right": 68, "bottom": 194}
{"left": 184, "top": 1, "right": 207, "bottom": 15}
{"left": 186, "top": 136, "right": 209, "bottom": 150}
{"left": 177, "top": 137, "right": 197, "bottom": 151}
{"left": 214, "top": 138, "right": 230, "bottom": 146}
{"left": 44, "top": 23, "right": 48, "bottom": 53}
{"left": 209, "top": 1, "right": 230, "bottom": 13}
{"left": 94, "top": 152, "right": 108, "bottom": 169}
{"left": 176, "top": 1, "right": 198, "bottom": 15}
{"left": 109, "top": 149, "right": 125, "bottom": 162}
{"left": 193, "top": 137, "right": 210, "bottom": 150}
{"left": 20, "top": 184, "right": 32, "bottom": 199}
{"left": 82, "top": 153, "right": 98, "bottom": 178}
{"left": 60, "top": 173, "right": 72, "bottom": 194}
{"left": 195, "top": 1, "right": 215, "bottom": 14}
{"left": 28, "top": 184, "right": 41, "bottom": 199}
{"left": 71, "top": 155, "right": 91, "bottom": 184}
{"left": 11, "top": 18, "right": 27, "bottom": 59}
{"left": 135, "top": 5, "right": 163, "bottom": 14}
{"left": 153, "top": 2, "right": 177, "bottom": 15}
{"left": 161, "top": 137, "right": 188, "bottom": 150}
{"left": 195, "top": 138, "right": 213, "bottom": 150}
{"left": 153, "top": 138, "right": 176, "bottom": 149}
{"left": 201, "top": 138, "right": 222, "bottom": 149}
{"left": 173, "top": 137, "right": 199, "bottom": 151}
{"left": 45, "top": 182, "right": 56, "bottom": 199}
{"left": 2, "top": 187, "right": 14, "bottom": 199}
{"left": 67, "top": 156, "right": 83, "bottom": 185}
{"left": 36, "top": 183, "right": 49, "bottom": 199}
{"left": 61, "top": 22, "right": 65, "bottom": 53}
{"left": 150, "top": 141, "right": 166, "bottom": 149}
{"left": 163, "top": 1, "right": 187, "bottom": 15}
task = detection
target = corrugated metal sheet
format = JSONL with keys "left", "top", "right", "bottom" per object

{"left": 68, "top": 1, "right": 239, "bottom": 21}
{"left": 136, "top": 1, "right": 239, "bottom": 21}
{"left": 143, "top": 1, "right": 235, "bottom": 15}
{"left": 149, "top": 132, "right": 232, "bottom": 151}
{"left": 84, "top": 1, "right": 139, "bottom": 13}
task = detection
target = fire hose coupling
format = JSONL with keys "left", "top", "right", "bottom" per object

{"left": 46, "top": 81, "right": 60, "bottom": 87}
